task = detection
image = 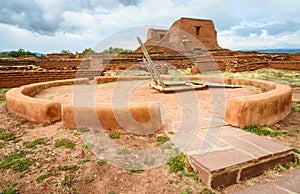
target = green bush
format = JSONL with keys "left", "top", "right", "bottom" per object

{"left": 101, "top": 47, "right": 132, "bottom": 54}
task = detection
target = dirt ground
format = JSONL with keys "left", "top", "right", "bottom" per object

{"left": 0, "top": 81, "right": 299, "bottom": 194}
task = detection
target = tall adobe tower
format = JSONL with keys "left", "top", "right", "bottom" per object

{"left": 145, "top": 17, "right": 222, "bottom": 51}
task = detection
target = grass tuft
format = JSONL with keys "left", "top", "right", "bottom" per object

{"left": 0, "top": 129, "right": 16, "bottom": 141}
{"left": 157, "top": 135, "right": 170, "bottom": 144}
{"left": 125, "top": 163, "right": 144, "bottom": 174}
{"left": 0, "top": 142, "right": 4, "bottom": 148}
{"left": 23, "top": 138, "right": 44, "bottom": 149}
{"left": 199, "top": 188, "right": 216, "bottom": 194}
{"left": 54, "top": 139, "right": 75, "bottom": 149}
{"left": 292, "top": 102, "right": 300, "bottom": 112}
{"left": 97, "top": 159, "right": 106, "bottom": 166}
{"left": 61, "top": 174, "right": 76, "bottom": 188}
{"left": 77, "top": 157, "right": 90, "bottom": 164}
{"left": 168, "top": 153, "right": 199, "bottom": 181}
{"left": 58, "top": 165, "right": 79, "bottom": 172}
{"left": 0, "top": 187, "right": 20, "bottom": 194}
{"left": 109, "top": 132, "right": 121, "bottom": 139}
{"left": 243, "top": 125, "right": 280, "bottom": 136}
{"left": 0, "top": 151, "right": 31, "bottom": 172}
{"left": 0, "top": 88, "right": 10, "bottom": 104}
{"left": 85, "top": 177, "right": 94, "bottom": 183}
{"left": 293, "top": 148, "right": 300, "bottom": 154}
{"left": 36, "top": 169, "right": 58, "bottom": 183}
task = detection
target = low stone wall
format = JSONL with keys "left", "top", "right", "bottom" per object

{"left": 0, "top": 70, "right": 103, "bottom": 88}
{"left": 225, "top": 78, "right": 292, "bottom": 127}
{"left": 5, "top": 77, "right": 162, "bottom": 135}
{"left": 62, "top": 103, "right": 162, "bottom": 135}
{"left": 5, "top": 78, "right": 89, "bottom": 123}
{"left": 269, "top": 61, "right": 300, "bottom": 71}
{"left": 5, "top": 76, "right": 292, "bottom": 131}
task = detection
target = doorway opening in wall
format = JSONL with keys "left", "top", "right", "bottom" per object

{"left": 159, "top": 34, "right": 165, "bottom": 40}
{"left": 195, "top": 26, "right": 201, "bottom": 35}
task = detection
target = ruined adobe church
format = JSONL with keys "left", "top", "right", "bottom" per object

{"left": 145, "top": 17, "right": 222, "bottom": 51}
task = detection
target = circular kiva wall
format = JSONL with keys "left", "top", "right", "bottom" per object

{"left": 5, "top": 76, "right": 292, "bottom": 132}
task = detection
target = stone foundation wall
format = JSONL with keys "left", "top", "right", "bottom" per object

{"left": 0, "top": 70, "right": 103, "bottom": 88}
{"left": 1, "top": 51, "right": 299, "bottom": 88}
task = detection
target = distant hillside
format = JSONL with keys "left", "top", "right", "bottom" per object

{"left": 244, "top": 48, "right": 300, "bottom": 54}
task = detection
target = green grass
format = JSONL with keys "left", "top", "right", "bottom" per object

{"left": 97, "top": 159, "right": 106, "bottom": 166}
{"left": 0, "top": 142, "right": 4, "bottom": 148}
{"left": 168, "top": 153, "right": 200, "bottom": 181}
{"left": 0, "top": 129, "right": 16, "bottom": 141}
{"left": 292, "top": 102, "right": 300, "bottom": 112}
{"left": 0, "top": 151, "right": 31, "bottom": 172}
{"left": 243, "top": 125, "right": 281, "bottom": 137}
{"left": 77, "top": 157, "right": 90, "bottom": 164}
{"left": 199, "top": 188, "right": 216, "bottom": 194}
{"left": 108, "top": 132, "right": 121, "bottom": 139}
{"left": 36, "top": 169, "right": 58, "bottom": 183}
{"left": 85, "top": 177, "right": 94, "bottom": 183}
{"left": 61, "top": 174, "right": 76, "bottom": 188}
{"left": 27, "top": 123, "right": 35, "bottom": 129}
{"left": 58, "top": 165, "right": 79, "bottom": 172}
{"left": 179, "top": 188, "right": 193, "bottom": 194}
{"left": 224, "top": 68, "right": 300, "bottom": 87}
{"left": 293, "top": 148, "right": 300, "bottom": 154}
{"left": 243, "top": 125, "right": 296, "bottom": 137}
{"left": 157, "top": 135, "right": 170, "bottom": 144}
{"left": 23, "top": 138, "right": 44, "bottom": 149}
{"left": 54, "top": 139, "right": 75, "bottom": 149}
{"left": 0, "top": 88, "right": 10, "bottom": 104}
{"left": 82, "top": 142, "right": 90, "bottom": 149}
{"left": 125, "top": 163, "right": 144, "bottom": 174}
{"left": 0, "top": 188, "right": 20, "bottom": 194}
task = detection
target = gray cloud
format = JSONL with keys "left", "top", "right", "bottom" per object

{"left": 0, "top": 0, "right": 61, "bottom": 35}
{"left": 117, "top": 0, "right": 140, "bottom": 6}
{"left": 0, "top": 0, "right": 141, "bottom": 36}
{"left": 234, "top": 20, "right": 300, "bottom": 37}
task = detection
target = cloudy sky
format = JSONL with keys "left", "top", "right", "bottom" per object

{"left": 0, "top": 0, "right": 299, "bottom": 53}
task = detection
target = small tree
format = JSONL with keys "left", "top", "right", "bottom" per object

{"left": 101, "top": 47, "right": 132, "bottom": 54}
{"left": 60, "top": 49, "right": 72, "bottom": 54}
{"left": 82, "top": 48, "right": 95, "bottom": 54}
{"left": 0, "top": 48, "right": 36, "bottom": 58}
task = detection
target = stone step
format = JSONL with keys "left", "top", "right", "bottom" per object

{"left": 182, "top": 126, "right": 294, "bottom": 189}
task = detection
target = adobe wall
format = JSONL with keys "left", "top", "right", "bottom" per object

{"left": 62, "top": 103, "right": 162, "bottom": 135}
{"left": 0, "top": 70, "right": 103, "bottom": 88}
{"left": 5, "top": 79, "right": 89, "bottom": 123}
{"left": 269, "top": 61, "right": 300, "bottom": 71}
{"left": 145, "top": 17, "right": 222, "bottom": 50}
{"left": 5, "top": 76, "right": 292, "bottom": 132}
{"left": 288, "top": 54, "right": 300, "bottom": 61}
{"left": 146, "top": 28, "right": 168, "bottom": 45}
{"left": 45, "top": 53, "right": 84, "bottom": 59}
{"left": 225, "top": 78, "right": 292, "bottom": 127}
{"left": 170, "top": 17, "right": 221, "bottom": 50}
{"left": 5, "top": 78, "right": 162, "bottom": 135}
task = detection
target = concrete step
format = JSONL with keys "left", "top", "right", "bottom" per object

{"left": 182, "top": 126, "right": 294, "bottom": 189}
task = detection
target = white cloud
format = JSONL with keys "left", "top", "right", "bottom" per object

{"left": 219, "top": 29, "right": 300, "bottom": 50}
{"left": 0, "top": 0, "right": 299, "bottom": 52}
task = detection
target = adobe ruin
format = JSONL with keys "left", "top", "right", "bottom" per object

{"left": 0, "top": 17, "right": 300, "bottom": 88}
{"left": 145, "top": 17, "right": 222, "bottom": 50}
